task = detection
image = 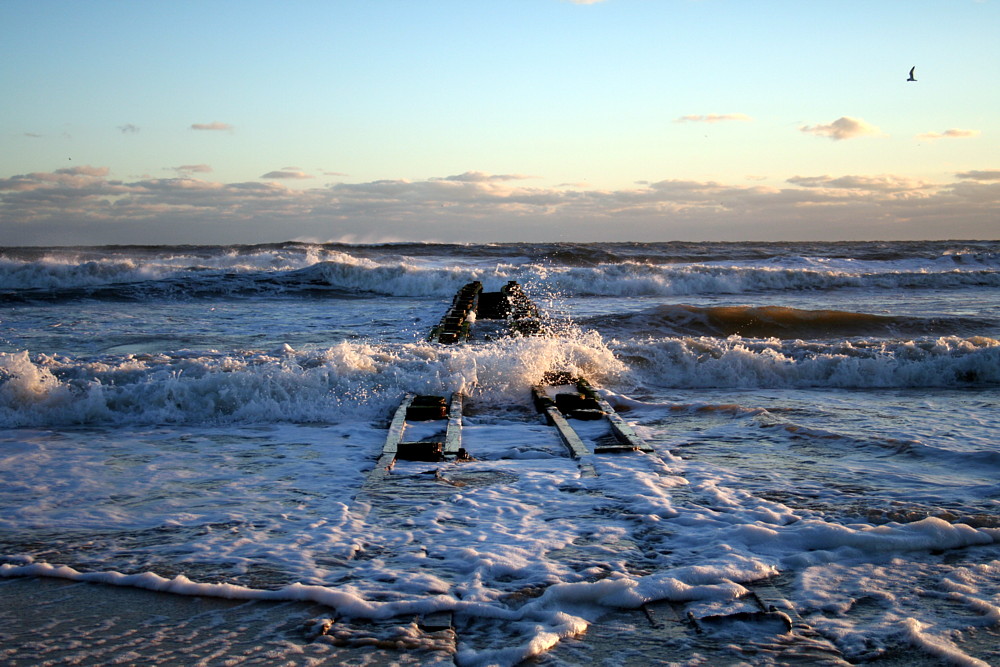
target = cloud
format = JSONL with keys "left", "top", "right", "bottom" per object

{"left": 435, "top": 171, "right": 533, "bottom": 183}
{"left": 566, "top": 0, "right": 607, "bottom": 4}
{"left": 0, "top": 166, "right": 121, "bottom": 204}
{"left": 118, "top": 124, "right": 140, "bottom": 134}
{"left": 956, "top": 170, "right": 1000, "bottom": 181}
{"left": 800, "top": 116, "right": 883, "bottom": 141}
{"left": 675, "top": 114, "right": 752, "bottom": 123}
{"left": 174, "top": 164, "right": 213, "bottom": 175}
{"left": 787, "top": 174, "right": 930, "bottom": 192}
{"left": 3, "top": 166, "right": 999, "bottom": 244}
{"left": 60, "top": 166, "right": 111, "bottom": 177}
{"left": 23, "top": 132, "right": 44, "bottom": 138}
{"left": 261, "top": 170, "right": 314, "bottom": 180}
{"left": 190, "top": 122, "right": 234, "bottom": 131}
{"left": 916, "top": 128, "right": 980, "bottom": 141}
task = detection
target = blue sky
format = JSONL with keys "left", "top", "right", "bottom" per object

{"left": 2, "top": 0, "right": 998, "bottom": 245}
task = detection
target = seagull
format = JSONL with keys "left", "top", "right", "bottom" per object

{"left": 907, "top": 66, "right": 917, "bottom": 82}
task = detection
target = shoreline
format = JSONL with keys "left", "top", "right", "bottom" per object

{"left": 7, "top": 574, "right": 994, "bottom": 666}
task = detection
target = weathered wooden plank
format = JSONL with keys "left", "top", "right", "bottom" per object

{"left": 358, "top": 394, "right": 414, "bottom": 492}
{"left": 575, "top": 377, "right": 653, "bottom": 453}
{"left": 382, "top": 394, "right": 414, "bottom": 456}
{"left": 597, "top": 398, "right": 654, "bottom": 453}
{"left": 549, "top": 407, "right": 592, "bottom": 458}
{"left": 443, "top": 392, "right": 464, "bottom": 458}
{"left": 748, "top": 580, "right": 810, "bottom": 631}
{"left": 418, "top": 611, "right": 454, "bottom": 632}
{"left": 533, "top": 387, "right": 592, "bottom": 459}
{"left": 642, "top": 600, "right": 695, "bottom": 640}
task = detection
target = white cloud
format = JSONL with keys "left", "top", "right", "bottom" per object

{"left": 956, "top": 170, "right": 1000, "bottom": 181}
{"left": 787, "top": 174, "right": 930, "bottom": 192}
{"left": 174, "top": 164, "right": 213, "bottom": 175}
{"left": 190, "top": 121, "right": 234, "bottom": 131}
{"left": 800, "top": 116, "right": 883, "bottom": 141}
{"left": 435, "top": 171, "right": 534, "bottom": 183}
{"left": 261, "top": 170, "right": 314, "bottom": 180}
{"left": 675, "top": 113, "right": 752, "bottom": 123}
{"left": 0, "top": 166, "right": 112, "bottom": 192}
{"left": 915, "top": 129, "right": 980, "bottom": 141}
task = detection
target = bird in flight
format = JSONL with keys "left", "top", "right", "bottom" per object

{"left": 907, "top": 66, "right": 917, "bottom": 82}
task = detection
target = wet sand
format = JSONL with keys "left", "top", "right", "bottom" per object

{"left": 4, "top": 575, "right": 998, "bottom": 666}
{"left": 0, "top": 576, "right": 438, "bottom": 666}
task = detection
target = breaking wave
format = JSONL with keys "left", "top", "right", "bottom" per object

{"left": 615, "top": 335, "right": 1000, "bottom": 389}
{"left": 0, "top": 332, "right": 623, "bottom": 427}
{"left": 4, "top": 246, "right": 1000, "bottom": 302}
{"left": 3, "top": 332, "right": 998, "bottom": 427}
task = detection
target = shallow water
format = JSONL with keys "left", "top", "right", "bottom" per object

{"left": 1, "top": 241, "right": 999, "bottom": 665}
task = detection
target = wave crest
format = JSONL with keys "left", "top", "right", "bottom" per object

{"left": 587, "top": 304, "right": 990, "bottom": 339}
{"left": 616, "top": 335, "right": 1000, "bottom": 389}
{"left": 0, "top": 333, "right": 623, "bottom": 427}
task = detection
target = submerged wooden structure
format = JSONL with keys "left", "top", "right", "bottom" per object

{"left": 377, "top": 280, "right": 655, "bottom": 468}
{"left": 344, "top": 280, "right": 843, "bottom": 664}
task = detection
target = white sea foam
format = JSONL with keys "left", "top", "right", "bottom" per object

{"left": 0, "top": 332, "right": 623, "bottom": 427}
{"left": 2, "top": 415, "right": 997, "bottom": 664}
{"left": 3, "top": 332, "right": 996, "bottom": 428}
{"left": 798, "top": 558, "right": 1000, "bottom": 664}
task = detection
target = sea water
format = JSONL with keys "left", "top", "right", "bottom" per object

{"left": 1, "top": 241, "right": 998, "bottom": 665}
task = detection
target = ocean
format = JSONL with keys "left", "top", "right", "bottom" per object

{"left": 1, "top": 240, "right": 999, "bottom": 666}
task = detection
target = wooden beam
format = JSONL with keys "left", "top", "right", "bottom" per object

{"left": 362, "top": 394, "right": 413, "bottom": 488}
{"left": 575, "top": 378, "right": 653, "bottom": 453}
{"left": 533, "top": 387, "right": 591, "bottom": 459}
{"left": 596, "top": 397, "right": 654, "bottom": 453}
{"left": 382, "top": 394, "right": 413, "bottom": 455}
{"left": 443, "top": 392, "right": 464, "bottom": 459}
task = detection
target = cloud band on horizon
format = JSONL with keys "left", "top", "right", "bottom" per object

{"left": 2, "top": 166, "right": 997, "bottom": 245}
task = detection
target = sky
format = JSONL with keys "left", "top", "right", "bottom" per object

{"left": 1, "top": 0, "right": 998, "bottom": 246}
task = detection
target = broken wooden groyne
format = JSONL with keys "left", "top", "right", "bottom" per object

{"left": 533, "top": 374, "right": 653, "bottom": 456}
{"left": 376, "top": 281, "right": 655, "bottom": 469}
{"left": 339, "top": 281, "right": 844, "bottom": 664}
{"left": 428, "top": 280, "right": 544, "bottom": 344}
